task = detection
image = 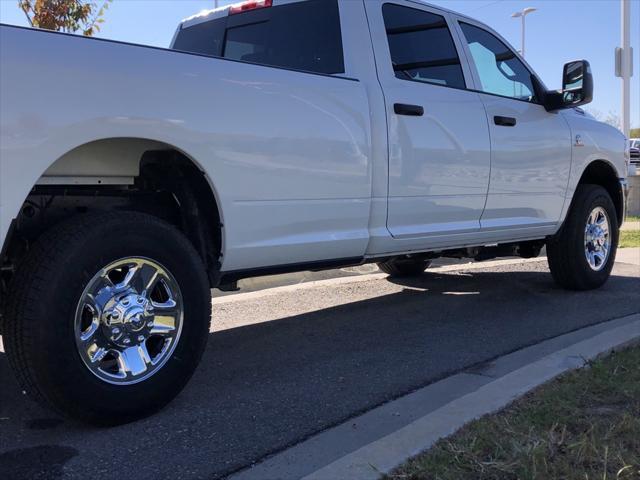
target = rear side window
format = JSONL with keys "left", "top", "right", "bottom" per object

{"left": 172, "top": 17, "right": 225, "bottom": 57}
{"left": 173, "top": 0, "right": 344, "bottom": 75}
{"left": 382, "top": 3, "right": 465, "bottom": 89}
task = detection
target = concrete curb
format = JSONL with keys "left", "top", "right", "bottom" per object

{"left": 303, "top": 315, "right": 640, "bottom": 480}
{"left": 230, "top": 313, "right": 640, "bottom": 480}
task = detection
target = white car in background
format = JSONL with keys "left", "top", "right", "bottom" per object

{"left": 629, "top": 139, "right": 639, "bottom": 170}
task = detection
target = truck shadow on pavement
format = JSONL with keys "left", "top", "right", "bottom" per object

{"left": 1, "top": 264, "right": 639, "bottom": 479}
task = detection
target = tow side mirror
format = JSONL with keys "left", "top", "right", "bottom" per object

{"left": 562, "top": 60, "right": 593, "bottom": 107}
{"left": 542, "top": 60, "right": 593, "bottom": 111}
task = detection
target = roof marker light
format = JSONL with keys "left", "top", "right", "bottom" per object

{"left": 229, "top": 0, "right": 273, "bottom": 15}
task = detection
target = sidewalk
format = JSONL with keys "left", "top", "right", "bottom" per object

{"left": 617, "top": 246, "right": 640, "bottom": 265}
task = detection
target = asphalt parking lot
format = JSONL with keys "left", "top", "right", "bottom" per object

{"left": 1, "top": 256, "right": 639, "bottom": 480}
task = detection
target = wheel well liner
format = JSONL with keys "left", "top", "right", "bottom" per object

{"left": 138, "top": 150, "right": 222, "bottom": 286}
{"left": 577, "top": 160, "right": 623, "bottom": 226}
{"left": 2, "top": 142, "right": 223, "bottom": 294}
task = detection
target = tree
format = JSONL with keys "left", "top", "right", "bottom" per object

{"left": 19, "top": 0, "right": 112, "bottom": 36}
{"left": 630, "top": 128, "right": 640, "bottom": 139}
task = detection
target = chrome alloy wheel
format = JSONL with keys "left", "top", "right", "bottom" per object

{"left": 584, "top": 206, "right": 611, "bottom": 272}
{"left": 74, "top": 258, "right": 183, "bottom": 385}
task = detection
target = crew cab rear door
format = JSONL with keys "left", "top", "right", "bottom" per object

{"left": 364, "top": 0, "right": 491, "bottom": 240}
{"left": 171, "top": 0, "right": 373, "bottom": 271}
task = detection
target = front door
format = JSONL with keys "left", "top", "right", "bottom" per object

{"left": 455, "top": 20, "right": 572, "bottom": 229}
{"left": 365, "top": 1, "right": 491, "bottom": 239}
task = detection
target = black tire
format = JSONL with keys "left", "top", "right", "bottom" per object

{"left": 377, "top": 257, "right": 432, "bottom": 277}
{"left": 4, "top": 212, "right": 212, "bottom": 425}
{"left": 547, "top": 184, "right": 619, "bottom": 290}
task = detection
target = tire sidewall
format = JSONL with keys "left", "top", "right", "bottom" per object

{"left": 567, "top": 186, "right": 619, "bottom": 287}
{"left": 30, "top": 215, "right": 211, "bottom": 423}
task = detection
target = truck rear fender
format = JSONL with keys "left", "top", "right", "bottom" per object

{"left": 3, "top": 138, "right": 224, "bottom": 287}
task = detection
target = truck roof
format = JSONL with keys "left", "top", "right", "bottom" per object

{"left": 181, "top": 4, "right": 227, "bottom": 29}
{"left": 178, "top": 0, "right": 477, "bottom": 31}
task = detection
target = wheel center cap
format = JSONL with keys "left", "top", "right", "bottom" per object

{"left": 587, "top": 226, "right": 605, "bottom": 249}
{"left": 124, "top": 306, "right": 146, "bottom": 330}
{"left": 102, "top": 292, "right": 151, "bottom": 345}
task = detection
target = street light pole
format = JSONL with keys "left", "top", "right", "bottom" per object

{"left": 520, "top": 13, "right": 525, "bottom": 57}
{"left": 621, "top": 0, "right": 632, "bottom": 138}
{"left": 511, "top": 7, "right": 537, "bottom": 57}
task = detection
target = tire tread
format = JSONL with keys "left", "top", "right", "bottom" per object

{"left": 377, "top": 258, "right": 431, "bottom": 277}
{"left": 547, "top": 184, "right": 618, "bottom": 290}
{"left": 4, "top": 211, "right": 211, "bottom": 423}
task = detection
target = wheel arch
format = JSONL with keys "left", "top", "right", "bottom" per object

{"left": 42, "top": 138, "right": 223, "bottom": 209}
{"left": 576, "top": 159, "right": 624, "bottom": 226}
{"left": 2, "top": 137, "right": 225, "bottom": 293}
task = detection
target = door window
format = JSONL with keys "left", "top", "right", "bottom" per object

{"left": 459, "top": 23, "right": 536, "bottom": 102}
{"left": 382, "top": 4, "right": 466, "bottom": 89}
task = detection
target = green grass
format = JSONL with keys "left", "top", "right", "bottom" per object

{"left": 387, "top": 346, "right": 640, "bottom": 480}
{"left": 620, "top": 230, "right": 640, "bottom": 248}
{"left": 626, "top": 215, "right": 640, "bottom": 223}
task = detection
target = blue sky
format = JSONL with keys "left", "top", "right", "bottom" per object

{"left": 0, "top": 0, "right": 638, "bottom": 127}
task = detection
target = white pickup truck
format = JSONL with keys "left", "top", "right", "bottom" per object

{"left": 0, "top": 0, "right": 629, "bottom": 425}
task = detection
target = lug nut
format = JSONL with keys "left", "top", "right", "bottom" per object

{"left": 137, "top": 335, "right": 145, "bottom": 342}
{"left": 123, "top": 338, "right": 131, "bottom": 345}
{"left": 112, "top": 327, "right": 121, "bottom": 335}
{"left": 137, "top": 297, "right": 144, "bottom": 304}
